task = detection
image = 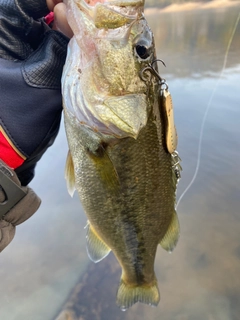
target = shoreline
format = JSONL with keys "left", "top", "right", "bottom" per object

{"left": 145, "top": 0, "right": 240, "bottom": 13}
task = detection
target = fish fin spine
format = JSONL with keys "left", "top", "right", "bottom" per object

{"left": 160, "top": 211, "right": 180, "bottom": 253}
{"left": 116, "top": 278, "right": 160, "bottom": 310}
{"left": 65, "top": 150, "right": 76, "bottom": 197}
{"left": 86, "top": 222, "right": 111, "bottom": 263}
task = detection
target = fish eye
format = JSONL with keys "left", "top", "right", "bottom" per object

{"left": 134, "top": 41, "right": 152, "bottom": 60}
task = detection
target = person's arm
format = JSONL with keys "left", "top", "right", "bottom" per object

{"left": 0, "top": 0, "right": 70, "bottom": 251}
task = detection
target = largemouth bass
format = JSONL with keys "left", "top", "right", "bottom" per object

{"left": 62, "top": 0, "right": 181, "bottom": 310}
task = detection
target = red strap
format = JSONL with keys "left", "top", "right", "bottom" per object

{"left": 0, "top": 131, "right": 25, "bottom": 169}
{"left": 45, "top": 12, "right": 55, "bottom": 25}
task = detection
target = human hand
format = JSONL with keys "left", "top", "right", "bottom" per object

{"left": 0, "top": 0, "right": 71, "bottom": 251}
{"left": 0, "top": 160, "right": 41, "bottom": 252}
{"left": 47, "top": 0, "right": 73, "bottom": 38}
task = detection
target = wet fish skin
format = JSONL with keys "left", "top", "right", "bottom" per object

{"left": 62, "top": 0, "right": 180, "bottom": 310}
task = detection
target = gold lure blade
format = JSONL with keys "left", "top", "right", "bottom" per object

{"left": 162, "top": 89, "right": 178, "bottom": 154}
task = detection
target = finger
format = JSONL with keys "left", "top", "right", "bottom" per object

{"left": 47, "top": 0, "right": 63, "bottom": 12}
{"left": 53, "top": 3, "right": 73, "bottom": 38}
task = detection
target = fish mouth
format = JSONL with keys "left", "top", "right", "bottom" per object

{"left": 76, "top": 0, "right": 144, "bottom": 29}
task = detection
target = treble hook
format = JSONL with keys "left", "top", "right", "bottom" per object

{"left": 151, "top": 59, "right": 166, "bottom": 68}
{"left": 139, "top": 58, "right": 168, "bottom": 90}
{"left": 140, "top": 65, "right": 158, "bottom": 82}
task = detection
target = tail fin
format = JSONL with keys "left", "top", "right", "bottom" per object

{"left": 116, "top": 278, "right": 160, "bottom": 311}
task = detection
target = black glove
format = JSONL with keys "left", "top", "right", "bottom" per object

{"left": 0, "top": 0, "right": 69, "bottom": 251}
{"left": 0, "top": 0, "right": 69, "bottom": 186}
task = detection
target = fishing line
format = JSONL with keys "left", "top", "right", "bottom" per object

{"left": 176, "top": 10, "right": 240, "bottom": 209}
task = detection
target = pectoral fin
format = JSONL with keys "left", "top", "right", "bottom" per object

{"left": 160, "top": 211, "right": 180, "bottom": 253}
{"left": 85, "top": 222, "right": 111, "bottom": 263}
{"left": 65, "top": 151, "right": 76, "bottom": 197}
{"left": 79, "top": 125, "right": 120, "bottom": 190}
{"left": 88, "top": 147, "right": 120, "bottom": 190}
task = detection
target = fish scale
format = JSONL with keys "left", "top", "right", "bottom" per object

{"left": 64, "top": 104, "right": 177, "bottom": 299}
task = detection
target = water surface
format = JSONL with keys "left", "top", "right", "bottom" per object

{"left": 0, "top": 5, "right": 240, "bottom": 320}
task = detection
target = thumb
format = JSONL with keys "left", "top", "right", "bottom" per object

{"left": 47, "top": 0, "right": 63, "bottom": 12}
{"left": 53, "top": 3, "right": 73, "bottom": 38}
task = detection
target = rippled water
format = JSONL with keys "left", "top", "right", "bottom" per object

{"left": 0, "top": 5, "right": 240, "bottom": 320}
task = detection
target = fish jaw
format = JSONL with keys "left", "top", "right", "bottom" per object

{"left": 74, "top": 0, "right": 144, "bottom": 29}
{"left": 63, "top": 0, "right": 144, "bottom": 53}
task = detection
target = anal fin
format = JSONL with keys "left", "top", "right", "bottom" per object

{"left": 160, "top": 211, "right": 180, "bottom": 253}
{"left": 85, "top": 222, "right": 111, "bottom": 263}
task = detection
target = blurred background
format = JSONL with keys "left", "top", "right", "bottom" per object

{"left": 0, "top": 2, "right": 240, "bottom": 320}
